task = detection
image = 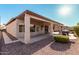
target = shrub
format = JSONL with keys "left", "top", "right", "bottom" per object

{"left": 54, "top": 35, "right": 69, "bottom": 43}
{"left": 74, "top": 25, "right": 79, "bottom": 37}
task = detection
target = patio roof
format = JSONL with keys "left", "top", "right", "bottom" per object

{"left": 6, "top": 10, "right": 64, "bottom": 26}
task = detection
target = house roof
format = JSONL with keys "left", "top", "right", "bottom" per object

{"left": 6, "top": 10, "right": 64, "bottom": 25}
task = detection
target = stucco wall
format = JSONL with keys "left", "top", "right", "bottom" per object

{"left": 17, "top": 19, "right": 24, "bottom": 38}
{"left": 6, "top": 20, "right": 17, "bottom": 38}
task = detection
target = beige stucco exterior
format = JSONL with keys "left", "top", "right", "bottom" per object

{"left": 16, "top": 19, "right": 24, "bottom": 38}
{"left": 6, "top": 19, "right": 17, "bottom": 38}
{"left": 6, "top": 10, "right": 64, "bottom": 44}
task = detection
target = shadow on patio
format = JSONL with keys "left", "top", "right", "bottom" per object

{"left": 30, "top": 36, "right": 53, "bottom": 54}
{"left": 50, "top": 42, "right": 71, "bottom": 51}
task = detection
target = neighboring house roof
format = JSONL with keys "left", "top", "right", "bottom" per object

{"left": 6, "top": 10, "right": 64, "bottom": 26}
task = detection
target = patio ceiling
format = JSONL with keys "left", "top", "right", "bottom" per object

{"left": 30, "top": 18, "right": 50, "bottom": 25}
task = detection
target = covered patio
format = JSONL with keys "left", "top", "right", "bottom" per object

{"left": 16, "top": 11, "right": 53, "bottom": 44}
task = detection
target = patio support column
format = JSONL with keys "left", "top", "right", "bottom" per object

{"left": 50, "top": 23, "right": 53, "bottom": 35}
{"left": 15, "top": 18, "right": 19, "bottom": 38}
{"left": 24, "top": 14, "right": 30, "bottom": 44}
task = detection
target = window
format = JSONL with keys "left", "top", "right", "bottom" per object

{"left": 36, "top": 26, "right": 39, "bottom": 32}
{"left": 19, "top": 25, "right": 25, "bottom": 32}
{"left": 53, "top": 24, "right": 55, "bottom": 30}
{"left": 30, "top": 24, "right": 35, "bottom": 32}
{"left": 41, "top": 25, "right": 43, "bottom": 30}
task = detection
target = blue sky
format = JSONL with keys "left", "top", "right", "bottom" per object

{"left": 0, "top": 4, "right": 79, "bottom": 26}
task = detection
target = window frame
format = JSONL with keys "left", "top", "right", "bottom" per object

{"left": 19, "top": 25, "right": 25, "bottom": 32}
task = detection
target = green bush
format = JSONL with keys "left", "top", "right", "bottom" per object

{"left": 54, "top": 35, "right": 69, "bottom": 43}
{"left": 74, "top": 25, "right": 79, "bottom": 37}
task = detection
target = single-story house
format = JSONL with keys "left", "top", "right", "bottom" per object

{"left": 6, "top": 10, "right": 64, "bottom": 44}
